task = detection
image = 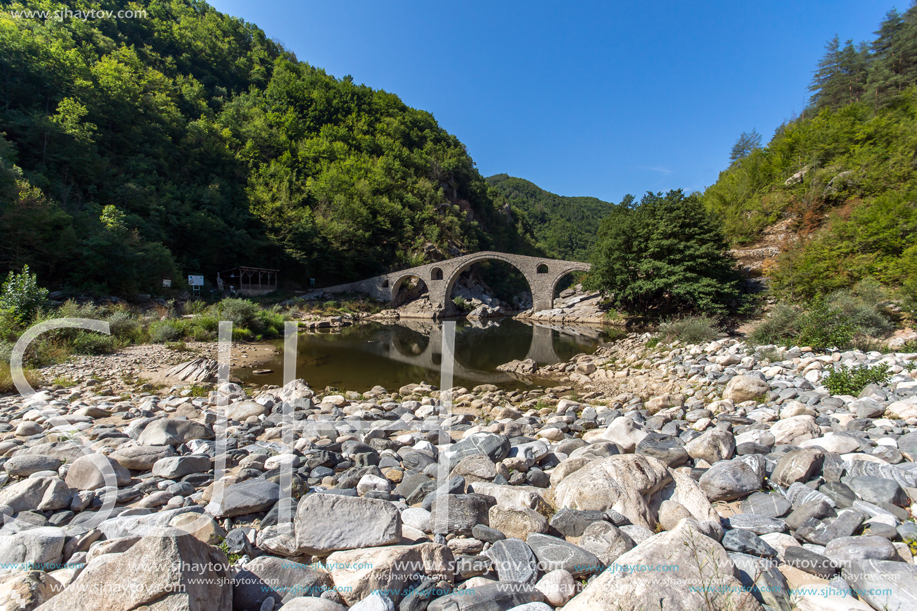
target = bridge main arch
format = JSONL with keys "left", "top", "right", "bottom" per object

{"left": 437, "top": 253, "right": 538, "bottom": 315}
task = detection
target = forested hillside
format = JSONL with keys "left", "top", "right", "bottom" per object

{"left": 0, "top": 0, "right": 537, "bottom": 295}
{"left": 486, "top": 174, "right": 616, "bottom": 262}
{"left": 702, "top": 3, "right": 917, "bottom": 299}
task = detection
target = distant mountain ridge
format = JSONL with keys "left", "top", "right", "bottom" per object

{"left": 486, "top": 174, "right": 616, "bottom": 262}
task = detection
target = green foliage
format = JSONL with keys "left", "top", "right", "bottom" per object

{"left": 150, "top": 321, "right": 186, "bottom": 344}
{"left": 0, "top": 265, "right": 48, "bottom": 323}
{"left": 823, "top": 363, "right": 891, "bottom": 395}
{"left": 702, "top": 3, "right": 917, "bottom": 300}
{"left": 188, "top": 385, "right": 209, "bottom": 397}
{"left": 749, "top": 289, "right": 896, "bottom": 350}
{"left": 452, "top": 296, "right": 470, "bottom": 312}
{"left": 70, "top": 331, "right": 117, "bottom": 355}
{"left": 0, "top": 1, "right": 536, "bottom": 294}
{"left": 826, "top": 281, "right": 895, "bottom": 338}
{"left": 587, "top": 190, "right": 744, "bottom": 316}
{"left": 730, "top": 129, "right": 762, "bottom": 163}
{"left": 795, "top": 299, "right": 857, "bottom": 350}
{"left": 657, "top": 316, "right": 721, "bottom": 345}
{"left": 105, "top": 310, "right": 143, "bottom": 342}
{"left": 901, "top": 280, "right": 917, "bottom": 319}
{"left": 748, "top": 303, "right": 803, "bottom": 345}
{"left": 486, "top": 174, "right": 616, "bottom": 261}
{"left": 214, "top": 298, "right": 259, "bottom": 328}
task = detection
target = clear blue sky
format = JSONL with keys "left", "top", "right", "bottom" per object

{"left": 209, "top": 0, "right": 894, "bottom": 203}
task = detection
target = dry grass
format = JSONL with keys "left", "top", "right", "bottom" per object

{"left": 0, "top": 361, "right": 44, "bottom": 395}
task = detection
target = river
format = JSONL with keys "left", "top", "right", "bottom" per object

{"left": 236, "top": 318, "right": 623, "bottom": 392}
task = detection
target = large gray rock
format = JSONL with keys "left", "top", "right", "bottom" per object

{"left": 3, "top": 455, "right": 62, "bottom": 478}
{"left": 563, "top": 520, "right": 760, "bottom": 611}
{"left": 699, "top": 459, "right": 762, "bottom": 502}
{"left": 724, "top": 376, "right": 769, "bottom": 402}
{"left": 526, "top": 533, "right": 602, "bottom": 577}
{"left": 635, "top": 434, "right": 689, "bottom": 467}
{"left": 0, "top": 570, "right": 61, "bottom": 610}
{"left": 151, "top": 455, "right": 211, "bottom": 480}
{"left": 0, "top": 477, "right": 72, "bottom": 513}
{"left": 843, "top": 559, "right": 917, "bottom": 611}
{"left": 109, "top": 445, "right": 175, "bottom": 470}
{"left": 769, "top": 416, "right": 820, "bottom": 446}
{"left": 232, "top": 555, "right": 334, "bottom": 610}
{"left": 325, "top": 543, "right": 453, "bottom": 606}
{"left": 206, "top": 479, "right": 280, "bottom": 518}
{"left": 429, "top": 494, "right": 495, "bottom": 536}
{"left": 577, "top": 521, "right": 634, "bottom": 565}
{"left": 730, "top": 552, "right": 792, "bottom": 611}
{"left": 770, "top": 448, "right": 824, "bottom": 487}
{"left": 295, "top": 494, "right": 401, "bottom": 554}
{"left": 427, "top": 583, "right": 546, "bottom": 611}
{"left": 64, "top": 454, "right": 131, "bottom": 490}
{"left": 0, "top": 527, "right": 65, "bottom": 567}
{"left": 450, "top": 453, "right": 497, "bottom": 484}
{"left": 441, "top": 433, "right": 510, "bottom": 470}
{"left": 136, "top": 418, "right": 214, "bottom": 447}
{"left": 554, "top": 454, "right": 671, "bottom": 530}
{"left": 35, "top": 534, "right": 231, "bottom": 610}
{"left": 685, "top": 428, "right": 736, "bottom": 464}
{"left": 95, "top": 506, "right": 203, "bottom": 540}
{"left": 824, "top": 535, "right": 899, "bottom": 565}
{"left": 485, "top": 538, "right": 538, "bottom": 585}
{"left": 848, "top": 476, "right": 908, "bottom": 506}
{"left": 226, "top": 400, "right": 268, "bottom": 422}
{"left": 275, "top": 597, "right": 347, "bottom": 611}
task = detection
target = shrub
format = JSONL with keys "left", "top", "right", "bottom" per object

{"left": 214, "top": 298, "right": 259, "bottom": 329}
{"left": 748, "top": 303, "right": 802, "bottom": 345}
{"left": 902, "top": 279, "right": 917, "bottom": 318}
{"left": 106, "top": 310, "right": 142, "bottom": 341}
{"left": 823, "top": 363, "right": 891, "bottom": 395}
{"left": 70, "top": 331, "right": 117, "bottom": 355}
{"left": 827, "top": 288, "right": 895, "bottom": 338}
{"left": 254, "top": 307, "right": 285, "bottom": 336}
{"left": 657, "top": 315, "right": 720, "bottom": 345}
{"left": 795, "top": 298, "right": 856, "bottom": 350}
{"left": 150, "top": 320, "right": 185, "bottom": 343}
{"left": 0, "top": 265, "right": 48, "bottom": 323}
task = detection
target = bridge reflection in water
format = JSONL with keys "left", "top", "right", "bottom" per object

{"left": 235, "top": 319, "right": 612, "bottom": 391}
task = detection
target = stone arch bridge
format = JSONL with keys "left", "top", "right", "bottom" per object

{"left": 318, "top": 251, "right": 590, "bottom": 315}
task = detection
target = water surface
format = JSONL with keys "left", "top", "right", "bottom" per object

{"left": 236, "top": 318, "right": 622, "bottom": 392}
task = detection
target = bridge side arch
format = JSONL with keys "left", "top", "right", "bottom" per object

{"left": 390, "top": 273, "right": 429, "bottom": 304}
{"left": 548, "top": 264, "right": 592, "bottom": 303}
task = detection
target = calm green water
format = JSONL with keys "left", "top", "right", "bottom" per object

{"left": 236, "top": 318, "right": 622, "bottom": 392}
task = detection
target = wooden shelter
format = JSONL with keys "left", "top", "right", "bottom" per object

{"left": 218, "top": 266, "right": 279, "bottom": 296}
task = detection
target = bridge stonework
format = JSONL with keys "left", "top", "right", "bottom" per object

{"left": 319, "top": 251, "right": 591, "bottom": 316}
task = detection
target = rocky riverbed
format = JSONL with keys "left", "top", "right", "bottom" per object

{"left": 1, "top": 335, "right": 917, "bottom": 610}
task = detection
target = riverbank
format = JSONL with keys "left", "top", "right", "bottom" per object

{"left": 2, "top": 329, "right": 917, "bottom": 609}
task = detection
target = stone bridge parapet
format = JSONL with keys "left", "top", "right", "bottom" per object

{"left": 318, "top": 251, "right": 591, "bottom": 316}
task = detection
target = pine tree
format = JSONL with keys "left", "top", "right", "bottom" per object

{"left": 809, "top": 36, "right": 842, "bottom": 109}
{"left": 729, "top": 129, "right": 762, "bottom": 163}
{"left": 866, "top": 3, "right": 917, "bottom": 108}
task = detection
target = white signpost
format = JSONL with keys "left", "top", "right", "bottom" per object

{"left": 188, "top": 274, "right": 204, "bottom": 297}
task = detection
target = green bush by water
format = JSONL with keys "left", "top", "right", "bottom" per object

{"left": 823, "top": 363, "right": 891, "bottom": 396}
